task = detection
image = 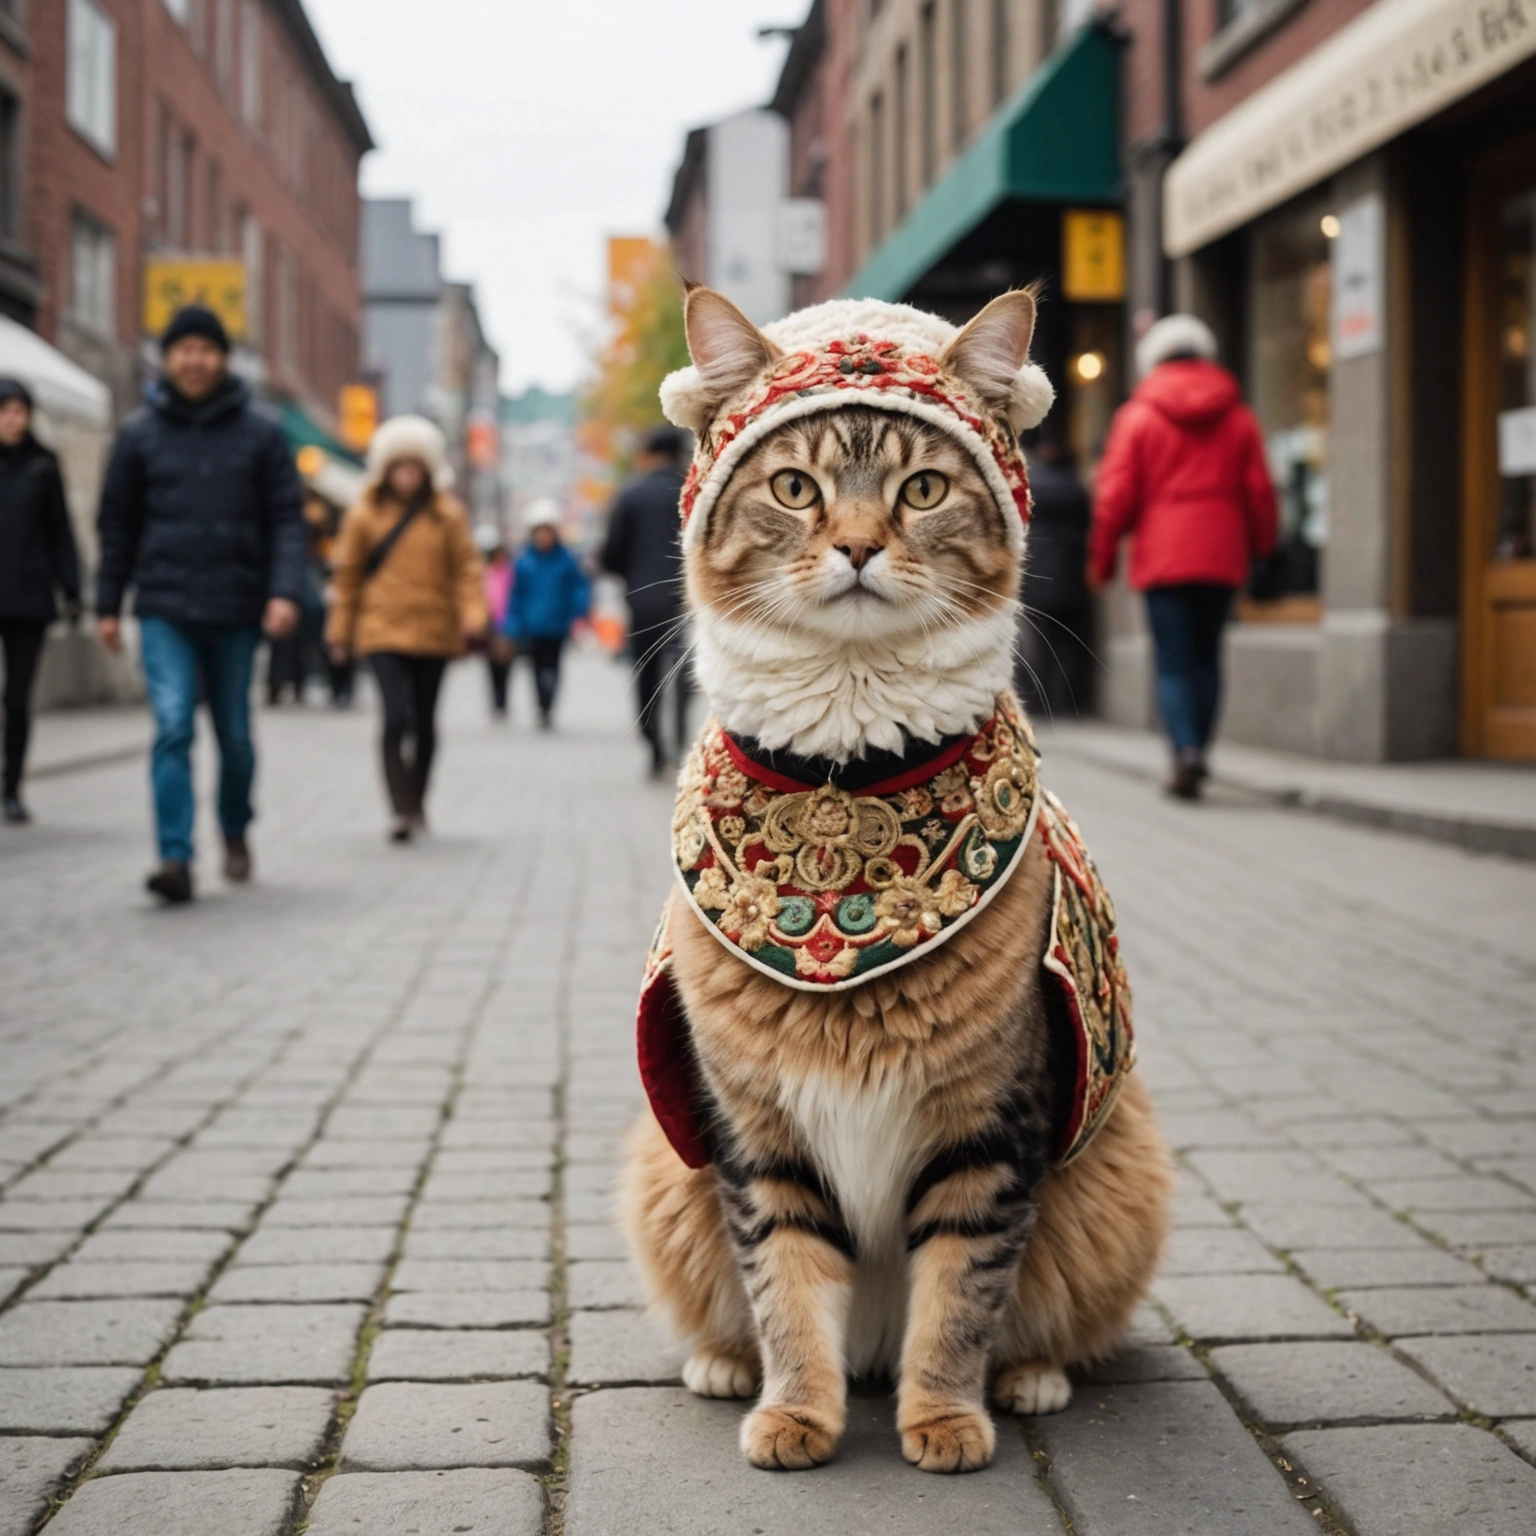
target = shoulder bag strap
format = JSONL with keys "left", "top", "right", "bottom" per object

{"left": 363, "top": 493, "right": 430, "bottom": 581}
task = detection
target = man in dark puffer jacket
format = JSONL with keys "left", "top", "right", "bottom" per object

{"left": 96, "top": 305, "right": 304, "bottom": 903}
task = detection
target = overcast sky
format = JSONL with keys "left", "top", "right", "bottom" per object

{"left": 304, "top": 1, "right": 795, "bottom": 396}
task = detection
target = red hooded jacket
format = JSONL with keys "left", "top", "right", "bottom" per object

{"left": 1089, "top": 359, "right": 1278, "bottom": 591}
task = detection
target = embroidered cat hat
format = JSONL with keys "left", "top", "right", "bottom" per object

{"left": 658, "top": 288, "right": 1055, "bottom": 555}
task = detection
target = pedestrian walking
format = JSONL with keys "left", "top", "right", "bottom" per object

{"left": 96, "top": 305, "right": 304, "bottom": 901}
{"left": 504, "top": 501, "right": 588, "bottom": 730}
{"left": 326, "top": 416, "right": 487, "bottom": 843}
{"left": 1016, "top": 432, "right": 1093, "bottom": 720}
{"left": 599, "top": 425, "right": 691, "bottom": 776}
{"left": 1089, "top": 315, "right": 1277, "bottom": 799}
{"left": 0, "top": 378, "right": 81, "bottom": 824}
{"left": 478, "top": 524, "right": 515, "bottom": 720}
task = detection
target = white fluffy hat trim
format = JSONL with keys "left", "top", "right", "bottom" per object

{"left": 1135, "top": 314, "right": 1218, "bottom": 378}
{"left": 365, "top": 413, "right": 454, "bottom": 492}
{"left": 665, "top": 298, "right": 1052, "bottom": 556}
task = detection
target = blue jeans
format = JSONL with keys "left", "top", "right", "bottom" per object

{"left": 1144, "top": 584, "right": 1234, "bottom": 754}
{"left": 139, "top": 618, "right": 260, "bottom": 863}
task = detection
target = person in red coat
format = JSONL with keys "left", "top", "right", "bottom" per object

{"left": 1089, "top": 315, "right": 1278, "bottom": 799}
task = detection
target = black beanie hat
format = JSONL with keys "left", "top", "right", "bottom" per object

{"left": 161, "top": 304, "right": 230, "bottom": 354}
{"left": 0, "top": 376, "right": 33, "bottom": 410}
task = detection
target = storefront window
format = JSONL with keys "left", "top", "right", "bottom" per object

{"left": 1496, "top": 188, "right": 1535, "bottom": 562}
{"left": 1247, "top": 195, "right": 1331, "bottom": 603}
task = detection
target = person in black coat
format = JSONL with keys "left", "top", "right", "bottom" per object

{"left": 1017, "top": 433, "right": 1095, "bottom": 720}
{"left": 96, "top": 305, "right": 304, "bottom": 903}
{"left": 0, "top": 378, "right": 80, "bottom": 824}
{"left": 599, "top": 425, "right": 691, "bottom": 776}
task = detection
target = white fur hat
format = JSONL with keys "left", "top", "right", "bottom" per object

{"left": 660, "top": 294, "right": 1054, "bottom": 555}
{"left": 366, "top": 414, "right": 454, "bottom": 492}
{"left": 1135, "top": 314, "right": 1218, "bottom": 378}
{"left": 523, "top": 498, "right": 562, "bottom": 530}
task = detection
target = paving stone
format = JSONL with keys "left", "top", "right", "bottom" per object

{"left": 1209, "top": 1340, "right": 1454, "bottom": 1428}
{"left": 236, "top": 1227, "right": 397, "bottom": 1265}
{"left": 1077, "top": 1344, "right": 1207, "bottom": 1384}
{"left": 325, "top": 1107, "right": 445, "bottom": 1140}
{"left": 401, "top": 1228, "right": 546, "bottom": 1262}
{"left": 1290, "top": 1245, "right": 1484, "bottom": 1290}
{"left": 565, "top": 1223, "right": 628, "bottom": 1261}
{"left": 1368, "top": 1176, "right": 1536, "bottom": 1213}
{"left": 1035, "top": 1378, "right": 1317, "bottom": 1534}
{"left": 568, "top": 1261, "right": 646, "bottom": 1310}
{"left": 1184, "top": 1150, "right": 1360, "bottom": 1206}
{"left": 69, "top": 1229, "right": 234, "bottom": 1265}
{"left": 1340, "top": 1284, "right": 1536, "bottom": 1336}
{"left": 162, "top": 1303, "right": 366, "bottom": 1385}
{"left": 392, "top": 1259, "right": 547, "bottom": 1293}
{"left": 1480, "top": 1246, "right": 1536, "bottom": 1286}
{"left": 0, "top": 1199, "right": 107, "bottom": 1230}
{"left": 1169, "top": 1186, "right": 1237, "bottom": 1229}
{"left": 367, "top": 1329, "right": 546, "bottom": 1382}
{"left": 304, "top": 1468, "right": 543, "bottom": 1535}
{"left": 260, "top": 1196, "right": 412, "bottom": 1228}
{"left": 0, "top": 1231, "right": 74, "bottom": 1266}
{"left": 1154, "top": 1274, "right": 1353, "bottom": 1342}
{"left": 99, "top": 1386, "right": 335, "bottom": 1470}
{"left": 410, "top": 1200, "right": 549, "bottom": 1231}
{"left": 281, "top": 1168, "right": 419, "bottom": 1200}
{"left": 1501, "top": 1418, "right": 1536, "bottom": 1460}
{"left": 1396, "top": 1334, "right": 1536, "bottom": 1416}
{"left": 568, "top": 1310, "right": 681, "bottom": 1386}
{"left": 0, "top": 1298, "right": 184, "bottom": 1366}
{"left": 566, "top": 1386, "right": 1058, "bottom": 1533}
{"left": 0, "top": 1367, "right": 141, "bottom": 1434}
{"left": 30, "top": 1260, "right": 212, "bottom": 1300}
{"left": 102, "top": 1201, "right": 256, "bottom": 1231}
{"left": 1417, "top": 1211, "right": 1536, "bottom": 1247}
{"left": 301, "top": 1140, "right": 430, "bottom": 1169}
{"left": 44, "top": 1468, "right": 303, "bottom": 1535}
{"left": 0, "top": 1434, "right": 94, "bottom": 1535}
{"left": 383, "top": 1292, "right": 550, "bottom": 1329}
{"left": 1158, "top": 1225, "right": 1284, "bottom": 1276}
{"left": 207, "top": 1262, "right": 384, "bottom": 1303}
{"left": 1238, "top": 1201, "right": 1423, "bottom": 1251}
{"left": 1322, "top": 1145, "right": 1467, "bottom": 1181}
{"left": 340, "top": 1381, "right": 550, "bottom": 1470}
{"left": 1285, "top": 1424, "right": 1536, "bottom": 1536}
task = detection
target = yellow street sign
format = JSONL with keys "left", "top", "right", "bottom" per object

{"left": 142, "top": 259, "right": 248, "bottom": 341}
{"left": 338, "top": 384, "right": 379, "bottom": 452}
{"left": 1062, "top": 211, "right": 1125, "bottom": 303}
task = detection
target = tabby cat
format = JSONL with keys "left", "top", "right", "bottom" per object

{"left": 620, "top": 284, "right": 1171, "bottom": 1474}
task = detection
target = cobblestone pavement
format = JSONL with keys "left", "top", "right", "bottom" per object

{"left": 2, "top": 656, "right": 1535, "bottom": 1535}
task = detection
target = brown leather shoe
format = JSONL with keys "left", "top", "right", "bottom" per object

{"left": 223, "top": 836, "right": 252, "bottom": 882}
{"left": 146, "top": 862, "right": 194, "bottom": 903}
{"left": 1165, "top": 757, "right": 1204, "bottom": 801}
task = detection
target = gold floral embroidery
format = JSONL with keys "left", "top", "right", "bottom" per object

{"left": 691, "top": 865, "right": 730, "bottom": 911}
{"left": 721, "top": 873, "right": 779, "bottom": 950}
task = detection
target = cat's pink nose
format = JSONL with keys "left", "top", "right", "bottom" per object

{"left": 836, "top": 539, "right": 883, "bottom": 571}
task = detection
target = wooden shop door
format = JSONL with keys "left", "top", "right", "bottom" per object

{"left": 1463, "top": 144, "right": 1536, "bottom": 759}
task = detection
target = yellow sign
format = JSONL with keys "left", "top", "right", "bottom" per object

{"left": 338, "top": 384, "right": 379, "bottom": 453}
{"left": 142, "top": 259, "right": 248, "bottom": 341}
{"left": 1062, "top": 211, "right": 1125, "bottom": 303}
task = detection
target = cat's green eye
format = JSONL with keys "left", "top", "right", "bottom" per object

{"left": 770, "top": 469, "right": 820, "bottom": 511}
{"left": 899, "top": 470, "right": 949, "bottom": 511}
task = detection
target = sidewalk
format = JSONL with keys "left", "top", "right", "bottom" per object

{"left": 2, "top": 656, "right": 1534, "bottom": 1534}
{"left": 1044, "top": 717, "right": 1536, "bottom": 860}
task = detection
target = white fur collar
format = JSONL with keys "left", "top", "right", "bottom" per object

{"left": 691, "top": 605, "right": 1017, "bottom": 763}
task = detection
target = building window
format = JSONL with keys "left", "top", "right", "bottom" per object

{"left": 869, "top": 91, "right": 885, "bottom": 244}
{"left": 70, "top": 213, "right": 116, "bottom": 336}
{"left": 277, "top": 246, "right": 297, "bottom": 375}
{"left": 920, "top": 3, "right": 936, "bottom": 188}
{"left": 951, "top": 0, "right": 968, "bottom": 152}
{"left": 214, "top": 0, "right": 235, "bottom": 93}
{"left": 0, "top": 86, "right": 19, "bottom": 241}
{"left": 894, "top": 43, "right": 909, "bottom": 222}
{"left": 1247, "top": 194, "right": 1333, "bottom": 601}
{"left": 240, "top": 0, "right": 261, "bottom": 128}
{"left": 67, "top": 0, "right": 117, "bottom": 159}
{"left": 162, "top": 0, "right": 190, "bottom": 21}
{"left": 164, "top": 121, "right": 192, "bottom": 246}
{"left": 241, "top": 209, "right": 262, "bottom": 345}
{"left": 991, "top": 0, "right": 1008, "bottom": 107}
{"left": 205, "top": 159, "right": 223, "bottom": 252}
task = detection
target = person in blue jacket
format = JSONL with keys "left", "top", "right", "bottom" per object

{"left": 504, "top": 500, "right": 589, "bottom": 728}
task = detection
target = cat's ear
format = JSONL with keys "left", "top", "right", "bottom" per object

{"left": 680, "top": 287, "right": 783, "bottom": 419}
{"left": 941, "top": 288, "right": 1054, "bottom": 432}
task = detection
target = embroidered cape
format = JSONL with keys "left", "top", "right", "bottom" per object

{"left": 637, "top": 699, "right": 1136, "bottom": 1170}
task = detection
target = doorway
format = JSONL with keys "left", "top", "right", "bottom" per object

{"left": 1462, "top": 142, "right": 1536, "bottom": 759}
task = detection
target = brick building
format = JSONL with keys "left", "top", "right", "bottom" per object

{"left": 0, "top": 0, "right": 370, "bottom": 430}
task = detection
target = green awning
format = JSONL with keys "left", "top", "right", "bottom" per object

{"left": 278, "top": 400, "right": 363, "bottom": 466}
{"left": 846, "top": 24, "right": 1121, "bottom": 303}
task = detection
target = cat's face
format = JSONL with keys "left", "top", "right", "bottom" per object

{"left": 689, "top": 406, "right": 1019, "bottom": 646}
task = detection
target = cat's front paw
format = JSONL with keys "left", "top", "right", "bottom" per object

{"left": 899, "top": 1407, "right": 996, "bottom": 1473}
{"left": 993, "top": 1361, "right": 1072, "bottom": 1415}
{"left": 683, "top": 1345, "right": 759, "bottom": 1399}
{"left": 741, "top": 1403, "right": 840, "bottom": 1469}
